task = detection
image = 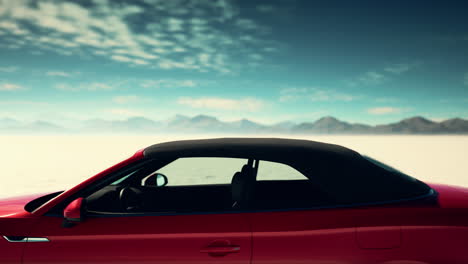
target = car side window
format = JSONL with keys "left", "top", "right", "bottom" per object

{"left": 156, "top": 157, "right": 248, "bottom": 186}
{"left": 256, "top": 160, "right": 308, "bottom": 181}
{"left": 86, "top": 157, "right": 249, "bottom": 214}
{"left": 254, "top": 160, "right": 332, "bottom": 210}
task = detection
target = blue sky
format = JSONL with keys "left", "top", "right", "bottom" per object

{"left": 0, "top": 0, "right": 467, "bottom": 126}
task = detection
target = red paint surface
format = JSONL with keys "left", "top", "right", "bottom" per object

{"left": 23, "top": 213, "right": 251, "bottom": 264}
{"left": 0, "top": 151, "right": 468, "bottom": 263}
{"left": 0, "top": 193, "right": 44, "bottom": 217}
{"left": 429, "top": 183, "right": 468, "bottom": 208}
{"left": 356, "top": 226, "right": 401, "bottom": 249}
{"left": 63, "top": 197, "right": 84, "bottom": 220}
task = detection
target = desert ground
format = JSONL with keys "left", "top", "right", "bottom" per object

{"left": 0, "top": 135, "right": 467, "bottom": 198}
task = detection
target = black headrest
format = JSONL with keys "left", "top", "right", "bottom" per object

{"left": 231, "top": 171, "right": 243, "bottom": 206}
{"left": 231, "top": 164, "right": 255, "bottom": 208}
{"left": 241, "top": 164, "right": 253, "bottom": 176}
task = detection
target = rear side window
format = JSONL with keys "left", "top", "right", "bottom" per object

{"left": 297, "top": 155, "right": 434, "bottom": 207}
{"left": 256, "top": 160, "right": 307, "bottom": 181}
{"left": 254, "top": 160, "right": 332, "bottom": 210}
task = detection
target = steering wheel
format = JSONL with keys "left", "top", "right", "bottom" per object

{"left": 119, "top": 187, "right": 144, "bottom": 212}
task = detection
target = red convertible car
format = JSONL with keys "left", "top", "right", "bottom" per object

{"left": 1, "top": 138, "right": 467, "bottom": 263}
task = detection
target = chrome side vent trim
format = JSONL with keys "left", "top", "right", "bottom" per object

{"left": 26, "top": 237, "right": 50, "bottom": 242}
{"left": 3, "top": 236, "right": 27, "bottom": 242}
{"left": 3, "top": 236, "right": 49, "bottom": 242}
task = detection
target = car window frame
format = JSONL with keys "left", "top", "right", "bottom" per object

{"left": 44, "top": 154, "right": 438, "bottom": 218}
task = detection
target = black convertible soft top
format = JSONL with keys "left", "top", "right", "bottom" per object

{"left": 144, "top": 137, "right": 360, "bottom": 161}
{"left": 143, "top": 138, "right": 434, "bottom": 206}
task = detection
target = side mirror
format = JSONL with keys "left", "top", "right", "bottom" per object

{"left": 63, "top": 197, "right": 86, "bottom": 227}
{"left": 141, "top": 173, "right": 168, "bottom": 187}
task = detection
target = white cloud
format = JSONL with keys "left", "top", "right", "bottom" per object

{"left": 384, "top": 62, "right": 420, "bottom": 74}
{"left": 236, "top": 19, "right": 258, "bottom": 30}
{"left": 279, "top": 88, "right": 307, "bottom": 102}
{"left": 0, "top": 66, "right": 18, "bottom": 73}
{"left": 375, "top": 97, "right": 400, "bottom": 103}
{"left": 0, "top": 0, "right": 275, "bottom": 73}
{"left": 140, "top": 79, "right": 197, "bottom": 89}
{"left": 55, "top": 82, "right": 113, "bottom": 91}
{"left": 0, "top": 21, "right": 28, "bottom": 35}
{"left": 111, "top": 55, "right": 132, "bottom": 63}
{"left": 349, "top": 62, "right": 421, "bottom": 87}
{"left": 0, "top": 83, "right": 23, "bottom": 91}
{"left": 310, "top": 90, "right": 356, "bottom": 102}
{"left": 0, "top": 100, "right": 49, "bottom": 106}
{"left": 112, "top": 95, "right": 141, "bottom": 104}
{"left": 178, "top": 97, "right": 264, "bottom": 111}
{"left": 88, "top": 83, "right": 112, "bottom": 91}
{"left": 107, "top": 108, "right": 143, "bottom": 117}
{"left": 367, "top": 107, "right": 402, "bottom": 115}
{"left": 358, "top": 71, "right": 386, "bottom": 85}
{"left": 55, "top": 83, "right": 77, "bottom": 91}
{"left": 257, "top": 5, "right": 274, "bottom": 13}
{"left": 279, "top": 87, "right": 358, "bottom": 102}
{"left": 46, "top": 71, "right": 71, "bottom": 77}
{"left": 167, "top": 18, "right": 184, "bottom": 32}
{"left": 133, "top": 59, "right": 149, "bottom": 65}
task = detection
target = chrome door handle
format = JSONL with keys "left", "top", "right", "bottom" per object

{"left": 200, "top": 245, "right": 240, "bottom": 254}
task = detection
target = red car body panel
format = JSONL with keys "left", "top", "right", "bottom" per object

{"left": 250, "top": 204, "right": 468, "bottom": 264}
{"left": 0, "top": 194, "right": 45, "bottom": 217}
{"left": 23, "top": 213, "right": 251, "bottom": 264}
{"left": 0, "top": 148, "right": 467, "bottom": 264}
{"left": 429, "top": 183, "right": 468, "bottom": 208}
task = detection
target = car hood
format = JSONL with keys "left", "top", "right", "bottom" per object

{"left": 0, "top": 193, "right": 47, "bottom": 217}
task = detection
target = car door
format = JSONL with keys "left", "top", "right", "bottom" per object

{"left": 23, "top": 213, "right": 251, "bottom": 264}
{"left": 22, "top": 157, "right": 252, "bottom": 264}
{"left": 250, "top": 160, "right": 360, "bottom": 264}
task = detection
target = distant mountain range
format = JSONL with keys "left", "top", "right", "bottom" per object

{"left": 1, "top": 115, "right": 468, "bottom": 134}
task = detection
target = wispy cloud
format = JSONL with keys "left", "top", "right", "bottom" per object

{"left": 367, "top": 107, "right": 403, "bottom": 115}
{"left": 46, "top": 71, "right": 71, "bottom": 77}
{"left": 178, "top": 97, "right": 264, "bottom": 111}
{"left": 280, "top": 87, "right": 359, "bottom": 102}
{"left": 384, "top": 62, "right": 420, "bottom": 74}
{"left": 89, "top": 83, "right": 112, "bottom": 91}
{"left": 257, "top": 5, "right": 275, "bottom": 13}
{"left": 0, "top": 0, "right": 276, "bottom": 73}
{"left": 140, "top": 79, "right": 197, "bottom": 89}
{"left": 0, "top": 83, "right": 23, "bottom": 91}
{"left": 310, "top": 90, "right": 357, "bottom": 102}
{"left": 375, "top": 97, "right": 400, "bottom": 103}
{"left": 279, "top": 88, "right": 307, "bottom": 102}
{"left": 55, "top": 83, "right": 77, "bottom": 92}
{"left": 0, "top": 100, "right": 49, "bottom": 106}
{"left": 56, "top": 82, "right": 113, "bottom": 91}
{"left": 106, "top": 108, "right": 143, "bottom": 117}
{"left": 0, "top": 66, "right": 18, "bottom": 73}
{"left": 349, "top": 62, "right": 421, "bottom": 86}
{"left": 357, "top": 71, "right": 386, "bottom": 85}
{"left": 112, "top": 95, "right": 142, "bottom": 104}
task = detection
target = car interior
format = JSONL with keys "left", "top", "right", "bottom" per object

{"left": 85, "top": 158, "right": 334, "bottom": 214}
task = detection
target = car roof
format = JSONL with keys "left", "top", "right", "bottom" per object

{"left": 143, "top": 137, "right": 433, "bottom": 206}
{"left": 143, "top": 137, "right": 361, "bottom": 162}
